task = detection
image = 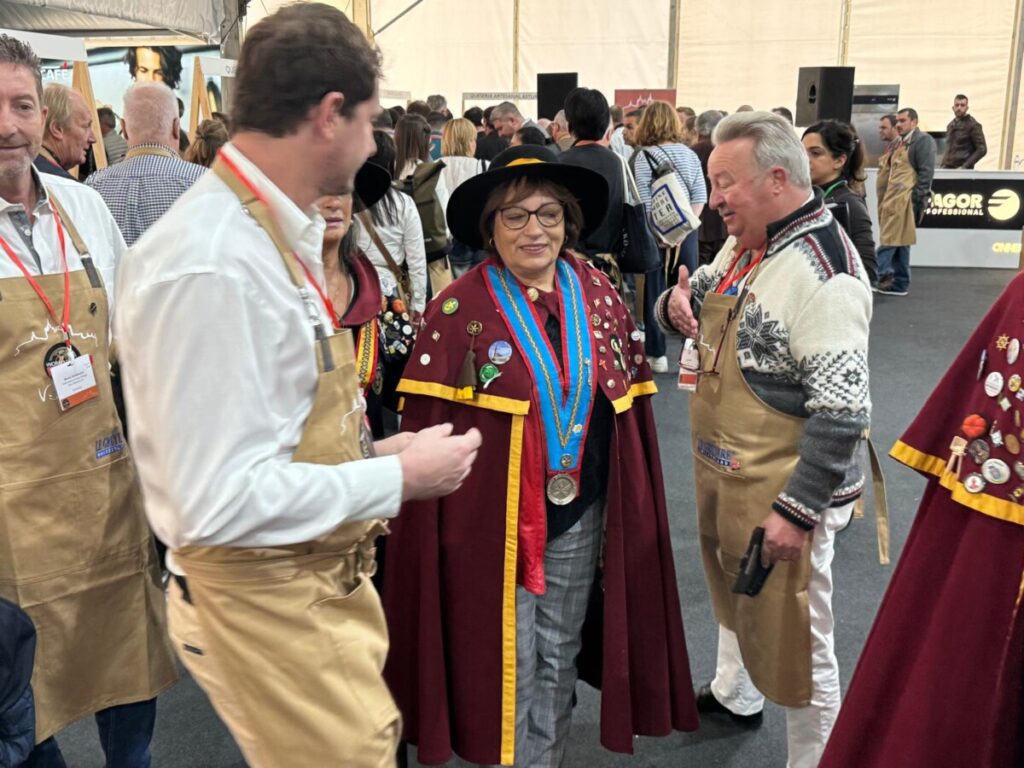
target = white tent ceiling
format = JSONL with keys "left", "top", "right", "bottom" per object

{"left": 0, "top": 0, "right": 225, "bottom": 44}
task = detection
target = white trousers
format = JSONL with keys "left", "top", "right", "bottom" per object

{"left": 710, "top": 502, "right": 854, "bottom": 768}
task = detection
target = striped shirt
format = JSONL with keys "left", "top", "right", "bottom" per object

{"left": 631, "top": 142, "right": 707, "bottom": 212}
{"left": 85, "top": 144, "right": 206, "bottom": 246}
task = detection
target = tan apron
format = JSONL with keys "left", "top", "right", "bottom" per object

{"left": 877, "top": 141, "right": 917, "bottom": 247}
{"left": 172, "top": 159, "right": 399, "bottom": 768}
{"left": 0, "top": 195, "right": 175, "bottom": 741}
{"left": 690, "top": 275, "right": 813, "bottom": 707}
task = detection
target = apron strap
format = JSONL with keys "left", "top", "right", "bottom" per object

{"left": 211, "top": 157, "right": 337, "bottom": 371}
{"left": 125, "top": 145, "right": 179, "bottom": 161}
{"left": 47, "top": 193, "right": 103, "bottom": 289}
{"left": 854, "top": 433, "right": 890, "bottom": 565}
{"left": 211, "top": 159, "right": 309, "bottom": 292}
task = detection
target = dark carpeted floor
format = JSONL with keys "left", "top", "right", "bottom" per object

{"left": 54, "top": 267, "right": 1010, "bottom": 767}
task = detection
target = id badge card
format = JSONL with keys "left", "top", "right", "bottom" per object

{"left": 51, "top": 353, "right": 99, "bottom": 412}
{"left": 678, "top": 337, "right": 699, "bottom": 392}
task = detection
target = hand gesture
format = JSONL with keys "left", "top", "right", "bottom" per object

{"left": 667, "top": 266, "right": 699, "bottom": 337}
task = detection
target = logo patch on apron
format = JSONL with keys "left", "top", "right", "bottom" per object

{"left": 95, "top": 431, "right": 125, "bottom": 459}
{"left": 697, "top": 439, "right": 741, "bottom": 470}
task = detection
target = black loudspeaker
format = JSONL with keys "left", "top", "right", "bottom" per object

{"left": 795, "top": 66, "right": 855, "bottom": 126}
{"left": 537, "top": 73, "right": 578, "bottom": 120}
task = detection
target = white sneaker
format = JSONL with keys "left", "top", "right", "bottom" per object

{"left": 648, "top": 356, "right": 668, "bottom": 373}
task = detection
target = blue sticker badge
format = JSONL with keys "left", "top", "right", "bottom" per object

{"left": 96, "top": 431, "right": 125, "bottom": 459}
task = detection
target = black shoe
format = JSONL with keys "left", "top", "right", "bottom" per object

{"left": 695, "top": 683, "right": 764, "bottom": 728}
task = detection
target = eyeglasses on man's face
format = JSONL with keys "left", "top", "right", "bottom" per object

{"left": 498, "top": 202, "right": 565, "bottom": 230}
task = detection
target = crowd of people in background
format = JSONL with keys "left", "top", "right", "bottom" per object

{"left": 0, "top": 3, "right": 999, "bottom": 765}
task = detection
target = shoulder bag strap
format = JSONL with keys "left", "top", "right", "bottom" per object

{"left": 641, "top": 148, "right": 658, "bottom": 173}
{"left": 357, "top": 211, "right": 409, "bottom": 299}
{"left": 619, "top": 153, "right": 642, "bottom": 205}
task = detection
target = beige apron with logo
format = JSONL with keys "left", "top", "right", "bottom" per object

{"left": 690, "top": 279, "right": 813, "bottom": 707}
{"left": 0, "top": 196, "right": 175, "bottom": 741}
{"left": 877, "top": 142, "right": 917, "bottom": 247}
{"left": 173, "top": 161, "right": 399, "bottom": 768}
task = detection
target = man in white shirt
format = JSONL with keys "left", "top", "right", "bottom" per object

{"left": 114, "top": 5, "right": 481, "bottom": 766}
{"left": 0, "top": 34, "right": 176, "bottom": 767}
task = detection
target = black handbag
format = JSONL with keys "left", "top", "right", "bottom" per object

{"left": 617, "top": 154, "right": 661, "bottom": 274}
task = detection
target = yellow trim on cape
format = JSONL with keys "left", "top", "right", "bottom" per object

{"left": 891, "top": 439, "right": 1024, "bottom": 527}
{"left": 354, "top": 320, "right": 377, "bottom": 391}
{"left": 397, "top": 378, "right": 531, "bottom": 415}
{"left": 610, "top": 380, "right": 659, "bottom": 414}
{"left": 500, "top": 414, "right": 525, "bottom": 765}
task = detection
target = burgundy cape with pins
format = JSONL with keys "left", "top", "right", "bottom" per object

{"left": 820, "top": 274, "right": 1024, "bottom": 767}
{"left": 382, "top": 253, "right": 698, "bottom": 765}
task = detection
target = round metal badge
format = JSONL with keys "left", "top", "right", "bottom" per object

{"left": 546, "top": 473, "right": 578, "bottom": 505}
{"left": 968, "top": 438, "right": 991, "bottom": 464}
{"left": 985, "top": 371, "right": 1005, "bottom": 397}
{"left": 488, "top": 340, "right": 513, "bottom": 365}
{"left": 963, "top": 473, "right": 987, "bottom": 494}
{"left": 43, "top": 342, "right": 81, "bottom": 376}
{"left": 982, "top": 458, "right": 1012, "bottom": 485}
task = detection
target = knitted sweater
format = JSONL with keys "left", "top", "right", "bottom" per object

{"left": 658, "top": 195, "right": 872, "bottom": 529}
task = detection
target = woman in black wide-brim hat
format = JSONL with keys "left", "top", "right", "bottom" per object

{"left": 382, "top": 145, "right": 699, "bottom": 767}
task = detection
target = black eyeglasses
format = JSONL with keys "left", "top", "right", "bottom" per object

{"left": 498, "top": 203, "right": 564, "bottom": 230}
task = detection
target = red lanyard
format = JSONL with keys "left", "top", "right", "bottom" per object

{"left": 0, "top": 204, "right": 72, "bottom": 346}
{"left": 716, "top": 246, "right": 766, "bottom": 295}
{"left": 218, "top": 150, "right": 341, "bottom": 330}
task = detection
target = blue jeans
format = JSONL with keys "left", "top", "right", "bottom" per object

{"left": 23, "top": 699, "right": 157, "bottom": 768}
{"left": 643, "top": 258, "right": 667, "bottom": 358}
{"left": 877, "top": 246, "right": 910, "bottom": 291}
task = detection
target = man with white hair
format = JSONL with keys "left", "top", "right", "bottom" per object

{"left": 85, "top": 81, "right": 204, "bottom": 245}
{"left": 548, "top": 108, "right": 573, "bottom": 152}
{"left": 35, "top": 83, "right": 96, "bottom": 179}
{"left": 658, "top": 111, "right": 872, "bottom": 767}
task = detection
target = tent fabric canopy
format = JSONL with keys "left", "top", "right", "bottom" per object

{"left": 0, "top": 0, "right": 224, "bottom": 43}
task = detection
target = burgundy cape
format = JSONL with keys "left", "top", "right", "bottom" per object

{"left": 820, "top": 274, "right": 1024, "bottom": 767}
{"left": 383, "top": 254, "right": 698, "bottom": 765}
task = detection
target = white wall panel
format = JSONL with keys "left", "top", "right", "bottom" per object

{"left": 676, "top": 1, "right": 842, "bottom": 115}
{"left": 847, "top": 0, "right": 1015, "bottom": 170}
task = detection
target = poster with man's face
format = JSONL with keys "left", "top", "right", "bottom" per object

{"left": 125, "top": 46, "right": 184, "bottom": 90}
{"left": 68, "top": 45, "right": 224, "bottom": 131}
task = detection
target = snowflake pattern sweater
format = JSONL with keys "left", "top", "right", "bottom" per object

{"left": 658, "top": 194, "right": 872, "bottom": 529}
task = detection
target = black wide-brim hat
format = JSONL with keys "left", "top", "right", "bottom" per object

{"left": 447, "top": 144, "right": 609, "bottom": 250}
{"left": 353, "top": 160, "right": 392, "bottom": 212}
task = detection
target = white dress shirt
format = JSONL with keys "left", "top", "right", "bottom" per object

{"left": 0, "top": 167, "right": 125, "bottom": 295}
{"left": 114, "top": 143, "right": 403, "bottom": 553}
{"left": 356, "top": 191, "right": 428, "bottom": 312}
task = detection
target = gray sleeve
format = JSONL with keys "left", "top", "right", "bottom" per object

{"left": 911, "top": 136, "right": 936, "bottom": 209}
{"left": 771, "top": 275, "right": 872, "bottom": 529}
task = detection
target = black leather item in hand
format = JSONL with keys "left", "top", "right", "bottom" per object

{"left": 733, "top": 527, "right": 775, "bottom": 597}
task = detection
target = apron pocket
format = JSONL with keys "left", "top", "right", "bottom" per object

{"left": 312, "top": 574, "right": 399, "bottom": 734}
